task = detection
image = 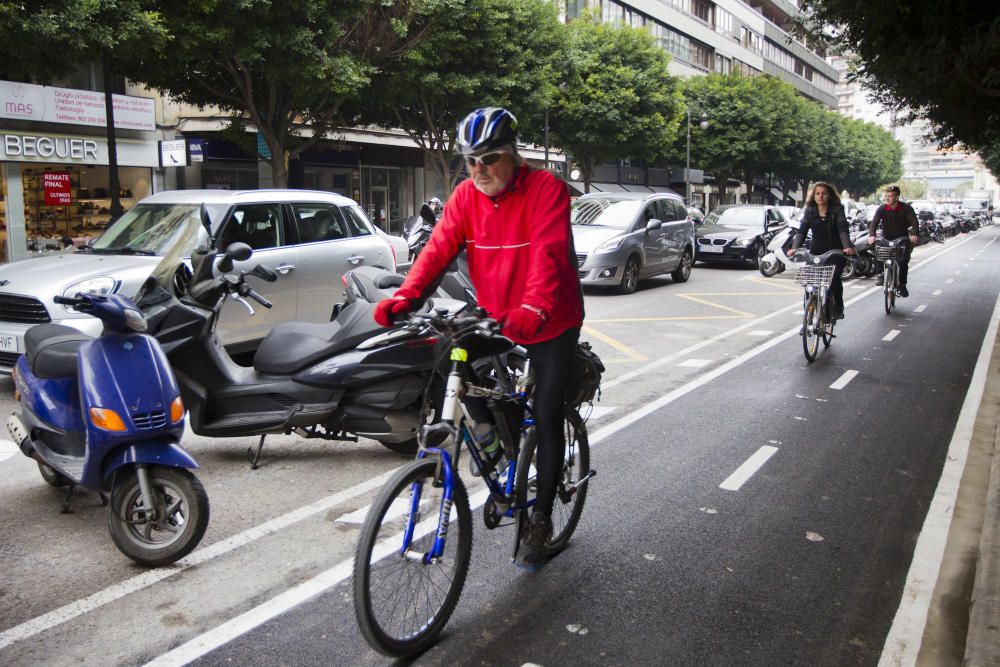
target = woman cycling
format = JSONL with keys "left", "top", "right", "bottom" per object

{"left": 787, "top": 181, "right": 855, "bottom": 320}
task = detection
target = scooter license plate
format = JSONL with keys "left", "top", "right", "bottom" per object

{"left": 0, "top": 333, "right": 18, "bottom": 353}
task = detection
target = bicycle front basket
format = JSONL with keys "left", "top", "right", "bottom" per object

{"left": 875, "top": 245, "right": 904, "bottom": 260}
{"left": 794, "top": 265, "right": 836, "bottom": 288}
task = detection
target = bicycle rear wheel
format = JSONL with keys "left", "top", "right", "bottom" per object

{"left": 514, "top": 409, "right": 591, "bottom": 554}
{"left": 353, "top": 459, "right": 472, "bottom": 658}
{"left": 802, "top": 296, "right": 820, "bottom": 362}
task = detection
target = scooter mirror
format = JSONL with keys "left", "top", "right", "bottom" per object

{"left": 217, "top": 242, "right": 252, "bottom": 273}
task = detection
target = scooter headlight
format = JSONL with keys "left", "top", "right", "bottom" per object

{"left": 124, "top": 308, "right": 147, "bottom": 332}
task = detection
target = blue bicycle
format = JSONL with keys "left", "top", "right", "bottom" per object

{"left": 352, "top": 307, "right": 595, "bottom": 657}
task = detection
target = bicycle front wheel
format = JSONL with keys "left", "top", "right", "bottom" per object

{"left": 514, "top": 409, "right": 591, "bottom": 554}
{"left": 353, "top": 459, "right": 472, "bottom": 658}
{"left": 884, "top": 265, "right": 895, "bottom": 314}
{"left": 802, "top": 296, "right": 820, "bottom": 362}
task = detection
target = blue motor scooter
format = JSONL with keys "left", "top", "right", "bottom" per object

{"left": 7, "top": 292, "right": 209, "bottom": 566}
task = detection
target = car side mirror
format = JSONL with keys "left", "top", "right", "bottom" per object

{"left": 645, "top": 219, "right": 663, "bottom": 232}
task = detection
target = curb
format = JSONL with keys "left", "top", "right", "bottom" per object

{"left": 964, "top": 415, "right": 1000, "bottom": 665}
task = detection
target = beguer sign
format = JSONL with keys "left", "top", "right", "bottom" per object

{"left": 0, "top": 131, "right": 158, "bottom": 167}
{"left": 3, "top": 134, "right": 98, "bottom": 161}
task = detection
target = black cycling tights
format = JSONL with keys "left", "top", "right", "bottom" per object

{"left": 828, "top": 254, "right": 847, "bottom": 311}
{"left": 463, "top": 326, "right": 580, "bottom": 517}
{"left": 524, "top": 326, "right": 580, "bottom": 517}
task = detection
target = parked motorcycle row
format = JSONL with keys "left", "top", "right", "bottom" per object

{"left": 9, "top": 201, "right": 503, "bottom": 566}
{"left": 760, "top": 208, "right": 994, "bottom": 280}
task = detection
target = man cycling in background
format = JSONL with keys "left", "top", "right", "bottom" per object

{"left": 373, "top": 107, "right": 585, "bottom": 570}
{"left": 869, "top": 185, "right": 919, "bottom": 297}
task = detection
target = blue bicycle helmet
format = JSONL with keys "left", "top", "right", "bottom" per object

{"left": 456, "top": 107, "right": 518, "bottom": 155}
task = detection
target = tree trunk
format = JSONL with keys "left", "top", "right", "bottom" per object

{"left": 269, "top": 151, "right": 288, "bottom": 189}
{"left": 102, "top": 55, "right": 123, "bottom": 221}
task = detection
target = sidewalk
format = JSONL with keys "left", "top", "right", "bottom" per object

{"left": 916, "top": 315, "right": 1000, "bottom": 665}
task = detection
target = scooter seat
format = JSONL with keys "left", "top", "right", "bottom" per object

{"left": 25, "top": 324, "right": 93, "bottom": 379}
{"left": 253, "top": 301, "right": 385, "bottom": 374}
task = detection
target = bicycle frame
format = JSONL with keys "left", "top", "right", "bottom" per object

{"left": 404, "top": 344, "right": 534, "bottom": 562}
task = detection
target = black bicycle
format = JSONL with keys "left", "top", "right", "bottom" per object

{"left": 352, "top": 307, "right": 597, "bottom": 657}
{"left": 875, "top": 238, "right": 906, "bottom": 314}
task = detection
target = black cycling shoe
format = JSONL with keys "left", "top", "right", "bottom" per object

{"left": 875, "top": 275, "right": 884, "bottom": 286}
{"left": 832, "top": 307, "right": 845, "bottom": 320}
{"left": 899, "top": 286, "right": 909, "bottom": 297}
{"left": 515, "top": 512, "right": 552, "bottom": 571}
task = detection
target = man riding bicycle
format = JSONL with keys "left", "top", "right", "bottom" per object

{"left": 373, "top": 106, "right": 585, "bottom": 569}
{"left": 869, "top": 185, "right": 919, "bottom": 297}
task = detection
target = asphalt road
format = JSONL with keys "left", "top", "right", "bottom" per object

{"left": 1, "top": 227, "right": 996, "bottom": 666}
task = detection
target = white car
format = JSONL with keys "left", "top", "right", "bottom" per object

{"left": 0, "top": 189, "right": 406, "bottom": 373}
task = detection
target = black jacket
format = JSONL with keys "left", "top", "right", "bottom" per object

{"left": 792, "top": 203, "right": 851, "bottom": 253}
{"left": 869, "top": 202, "right": 918, "bottom": 240}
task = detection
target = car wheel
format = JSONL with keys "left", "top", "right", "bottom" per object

{"left": 747, "top": 242, "right": 764, "bottom": 269}
{"left": 617, "top": 256, "right": 641, "bottom": 294}
{"left": 671, "top": 249, "right": 692, "bottom": 283}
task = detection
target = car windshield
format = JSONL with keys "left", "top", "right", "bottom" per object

{"left": 571, "top": 199, "right": 641, "bottom": 229}
{"left": 704, "top": 207, "right": 763, "bottom": 227}
{"left": 90, "top": 203, "right": 227, "bottom": 256}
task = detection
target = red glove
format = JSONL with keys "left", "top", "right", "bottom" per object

{"left": 502, "top": 306, "right": 546, "bottom": 340}
{"left": 374, "top": 297, "right": 413, "bottom": 327}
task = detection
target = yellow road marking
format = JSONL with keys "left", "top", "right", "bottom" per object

{"left": 743, "top": 275, "right": 802, "bottom": 292}
{"left": 675, "top": 294, "right": 755, "bottom": 318}
{"left": 581, "top": 324, "right": 648, "bottom": 361}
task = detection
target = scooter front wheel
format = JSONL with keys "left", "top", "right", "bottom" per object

{"left": 108, "top": 466, "right": 209, "bottom": 567}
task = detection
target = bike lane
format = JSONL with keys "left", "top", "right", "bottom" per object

{"left": 163, "top": 229, "right": 1000, "bottom": 666}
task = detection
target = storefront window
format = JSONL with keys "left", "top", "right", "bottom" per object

{"left": 20, "top": 165, "right": 151, "bottom": 256}
{"left": 362, "top": 166, "right": 405, "bottom": 235}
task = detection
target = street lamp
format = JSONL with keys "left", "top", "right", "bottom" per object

{"left": 686, "top": 110, "right": 709, "bottom": 206}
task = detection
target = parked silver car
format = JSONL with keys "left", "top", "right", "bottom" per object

{"left": 0, "top": 189, "right": 405, "bottom": 373}
{"left": 571, "top": 192, "right": 696, "bottom": 294}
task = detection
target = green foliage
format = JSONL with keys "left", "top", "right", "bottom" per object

{"left": 673, "top": 73, "right": 902, "bottom": 203}
{"left": 126, "top": 0, "right": 453, "bottom": 186}
{"left": 0, "top": 0, "right": 169, "bottom": 81}
{"left": 548, "top": 13, "right": 683, "bottom": 191}
{"left": 898, "top": 179, "right": 926, "bottom": 200}
{"left": 354, "top": 0, "right": 565, "bottom": 196}
{"left": 799, "top": 0, "right": 1000, "bottom": 179}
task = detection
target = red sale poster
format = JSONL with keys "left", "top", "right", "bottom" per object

{"left": 43, "top": 172, "right": 72, "bottom": 205}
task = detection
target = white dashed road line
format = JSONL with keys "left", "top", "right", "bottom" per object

{"left": 678, "top": 359, "right": 712, "bottom": 368}
{"left": 933, "top": 289, "right": 943, "bottom": 296}
{"left": 830, "top": 370, "right": 859, "bottom": 390}
{"left": 915, "top": 305, "right": 927, "bottom": 313}
{"left": 719, "top": 446, "right": 779, "bottom": 491}
{"left": 883, "top": 330, "right": 902, "bottom": 342}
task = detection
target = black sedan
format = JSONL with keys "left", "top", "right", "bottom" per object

{"left": 694, "top": 204, "right": 788, "bottom": 268}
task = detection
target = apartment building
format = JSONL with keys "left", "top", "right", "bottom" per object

{"left": 563, "top": 0, "right": 837, "bottom": 206}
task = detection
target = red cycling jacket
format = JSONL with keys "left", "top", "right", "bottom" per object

{"left": 396, "top": 166, "right": 584, "bottom": 344}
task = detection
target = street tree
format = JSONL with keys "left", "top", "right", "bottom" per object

{"left": 547, "top": 13, "right": 683, "bottom": 194}
{"left": 798, "top": 0, "right": 1000, "bottom": 165}
{"left": 0, "top": 0, "right": 169, "bottom": 218}
{"left": 897, "top": 179, "right": 926, "bottom": 200}
{"left": 355, "top": 0, "right": 565, "bottom": 198}
{"left": 674, "top": 74, "right": 764, "bottom": 204}
{"left": 130, "top": 0, "right": 451, "bottom": 188}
